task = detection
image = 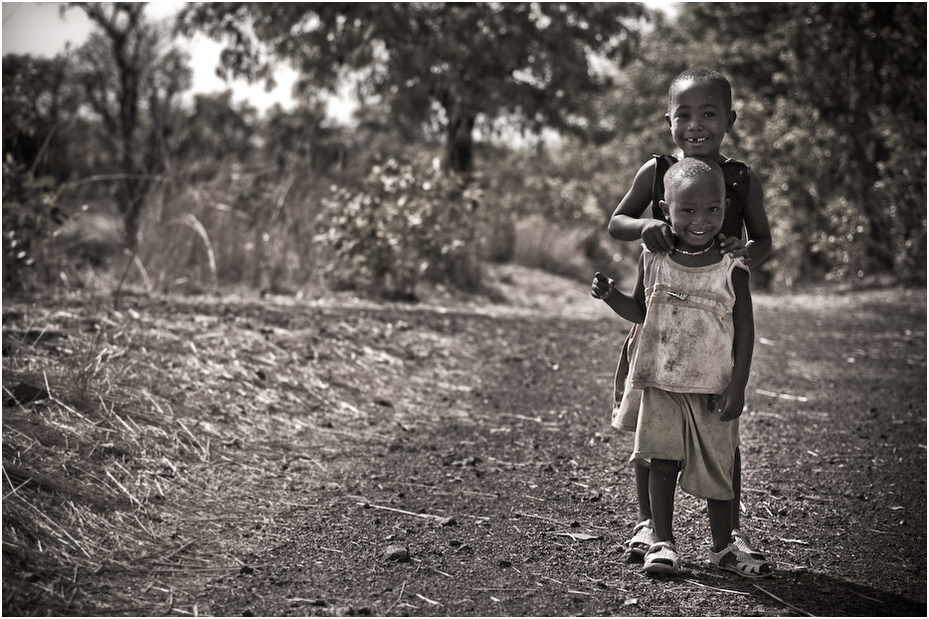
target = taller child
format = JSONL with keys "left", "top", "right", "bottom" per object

{"left": 608, "top": 68, "right": 773, "bottom": 570}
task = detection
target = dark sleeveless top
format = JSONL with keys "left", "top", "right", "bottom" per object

{"left": 650, "top": 154, "right": 752, "bottom": 240}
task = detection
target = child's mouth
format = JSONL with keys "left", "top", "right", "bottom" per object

{"left": 686, "top": 137, "right": 709, "bottom": 144}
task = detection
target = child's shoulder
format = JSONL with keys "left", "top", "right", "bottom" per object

{"left": 720, "top": 155, "right": 751, "bottom": 170}
{"left": 629, "top": 156, "right": 664, "bottom": 188}
{"left": 719, "top": 157, "right": 754, "bottom": 202}
{"left": 652, "top": 153, "right": 678, "bottom": 175}
{"left": 636, "top": 155, "right": 664, "bottom": 173}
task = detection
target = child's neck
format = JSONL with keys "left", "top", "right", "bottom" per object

{"left": 669, "top": 238, "right": 723, "bottom": 266}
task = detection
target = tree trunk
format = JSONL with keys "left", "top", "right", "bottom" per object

{"left": 80, "top": 3, "right": 148, "bottom": 249}
{"left": 119, "top": 184, "right": 145, "bottom": 249}
{"left": 446, "top": 112, "right": 475, "bottom": 175}
{"left": 846, "top": 51, "right": 895, "bottom": 272}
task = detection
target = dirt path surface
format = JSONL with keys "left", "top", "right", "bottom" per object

{"left": 3, "top": 266, "right": 926, "bottom": 616}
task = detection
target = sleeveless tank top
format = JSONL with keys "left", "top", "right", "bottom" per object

{"left": 628, "top": 249, "right": 750, "bottom": 394}
{"left": 651, "top": 154, "right": 752, "bottom": 241}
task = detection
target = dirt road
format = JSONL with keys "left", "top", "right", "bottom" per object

{"left": 2, "top": 267, "right": 926, "bottom": 616}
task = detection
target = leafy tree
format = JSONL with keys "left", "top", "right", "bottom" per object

{"left": 671, "top": 2, "right": 926, "bottom": 283}
{"left": 177, "top": 2, "right": 650, "bottom": 173}
{"left": 2, "top": 54, "right": 80, "bottom": 182}
{"left": 2, "top": 154, "right": 63, "bottom": 292}
{"left": 173, "top": 91, "right": 258, "bottom": 182}
{"left": 70, "top": 2, "right": 192, "bottom": 247}
{"left": 261, "top": 104, "right": 347, "bottom": 177}
{"left": 2, "top": 54, "right": 79, "bottom": 291}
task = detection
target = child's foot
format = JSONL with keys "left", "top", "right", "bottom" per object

{"left": 643, "top": 540, "right": 680, "bottom": 575}
{"left": 731, "top": 529, "right": 774, "bottom": 567}
{"left": 709, "top": 543, "right": 773, "bottom": 579}
{"left": 626, "top": 519, "right": 658, "bottom": 559}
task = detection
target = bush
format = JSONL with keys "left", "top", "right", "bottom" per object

{"left": 2, "top": 156, "right": 64, "bottom": 292}
{"left": 315, "top": 158, "right": 485, "bottom": 300}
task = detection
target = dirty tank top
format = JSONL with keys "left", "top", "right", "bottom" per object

{"left": 628, "top": 249, "right": 750, "bottom": 394}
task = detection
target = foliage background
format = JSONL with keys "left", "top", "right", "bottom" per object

{"left": 3, "top": 2, "right": 925, "bottom": 297}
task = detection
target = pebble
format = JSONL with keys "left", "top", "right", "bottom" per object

{"left": 384, "top": 545, "right": 410, "bottom": 562}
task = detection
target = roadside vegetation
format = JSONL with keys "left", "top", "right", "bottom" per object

{"left": 3, "top": 3, "right": 924, "bottom": 300}
{"left": 3, "top": 3, "right": 926, "bottom": 616}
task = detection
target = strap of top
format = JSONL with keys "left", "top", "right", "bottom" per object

{"left": 651, "top": 154, "right": 677, "bottom": 221}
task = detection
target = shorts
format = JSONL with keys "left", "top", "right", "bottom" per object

{"left": 632, "top": 387, "right": 739, "bottom": 501}
{"left": 612, "top": 385, "right": 641, "bottom": 432}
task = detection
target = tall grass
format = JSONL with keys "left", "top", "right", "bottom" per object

{"left": 129, "top": 164, "right": 330, "bottom": 295}
{"left": 38, "top": 162, "right": 631, "bottom": 298}
{"left": 511, "top": 215, "right": 599, "bottom": 282}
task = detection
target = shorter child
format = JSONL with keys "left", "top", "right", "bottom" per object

{"left": 592, "top": 157, "right": 769, "bottom": 578}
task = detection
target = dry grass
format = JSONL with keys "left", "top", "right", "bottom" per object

{"left": 511, "top": 215, "right": 595, "bottom": 282}
{"left": 3, "top": 279, "right": 925, "bottom": 616}
{"left": 44, "top": 165, "right": 330, "bottom": 298}
{"left": 3, "top": 274, "right": 542, "bottom": 615}
{"left": 1, "top": 293, "right": 358, "bottom": 614}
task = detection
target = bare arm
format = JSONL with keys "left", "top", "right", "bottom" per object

{"left": 608, "top": 159, "right": 675, "bottom": 254}
{"left": 718, "top": 169, "right": 773, "bottom": 266}
{"left": 719, "top": 267, "right": 753, "bottom": 421}
{"left": 591, "top": 256, "right": 647, "bottom": 323}
{"left": 741, "top": 169, "right": 772, "bottom": 266}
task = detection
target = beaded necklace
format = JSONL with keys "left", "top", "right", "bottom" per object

{"left": 673, "top": 239, "right": 716, "bottom": 256}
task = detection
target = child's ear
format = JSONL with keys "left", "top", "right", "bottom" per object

{"left": 726, "top": 110, "right": 737, "bottom": 133}
{"left": 659, "top": 199, "right": 670, "bottom": 218}
{"left": 665, "top": 113, "right": 672, "bottom": 130}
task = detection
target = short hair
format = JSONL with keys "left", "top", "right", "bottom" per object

{"left": 664, "top": 157, "right": 726, "bottom": 203}
{"left": 668, "top": 67, "right": 732, "bottom": 112}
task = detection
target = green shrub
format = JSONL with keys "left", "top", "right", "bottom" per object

{"left": 316, "top": 158, "right": 484, "bottom": 300}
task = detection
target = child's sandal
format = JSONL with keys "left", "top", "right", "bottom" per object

{"left": 709, "top": 543, "right": 773, "bottom": 579}
{"left": 643, "top": 540, "right": 680, "bottom": 575}
{"left": 731, "top": 529, "right": 774, "bottom": 567}
{"left": 626, "top": 519, "right": 658, "bottom": 559}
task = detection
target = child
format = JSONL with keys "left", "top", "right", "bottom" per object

{"left": 608, "top": 68, "right": 772, "bottom": 570}
{"left": 592, "top": 157, "right": 768, "bottom": 578}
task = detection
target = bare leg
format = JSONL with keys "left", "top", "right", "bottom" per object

{"left": 729, "top": 447, "right": 771, "bottom": 567}
{"left": 730, "top": 447, "right": 742, "bottom": 530}
{"left": 635, "top": 460, "right": 651, "bottom": 522}
{"left": 707, "top": 498, "right": 733, "bottom": 552}
{"left": 709, "top": 494, "right": 771, "bottom": 576}
{"left": 649, "top": 459, "right": 679, "bottom": 542}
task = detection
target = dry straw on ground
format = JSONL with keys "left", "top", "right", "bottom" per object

{"left": 3, "top": 273, "right": 925, "bottom": 617}
{"left": 0, "top": 289, "right": 424, "bottom": 613}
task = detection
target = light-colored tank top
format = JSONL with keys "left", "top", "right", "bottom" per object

{"left": 628, "top": 249, "right": 749, "bottom": 394}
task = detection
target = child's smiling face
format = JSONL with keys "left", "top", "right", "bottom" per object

{"left": 661, "top": 173, "right": 727, "bottom": 251}
{"left": 666, "top": 79, "right": 736, "bottom": 161}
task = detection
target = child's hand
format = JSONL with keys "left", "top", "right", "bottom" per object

{"left": 591, "top": 272, "right": 614, "bottom": 300}
{"left": 641, "top": 220, "right": 675, "bottom": 254}
{"left": 717, "top": 383, "right": 745, "bottom": 421}
{"left": 717, "top": 233, "right": 755, "bottom": 266}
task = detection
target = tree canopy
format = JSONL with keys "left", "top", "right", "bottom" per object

{"left": 177, "top": 2, "right": 649, "bottom": 173}
{"left": 72, "top": 2, "right": 193, "bottom": 246}
{"left": 2, "top": 1, "right": 924, "bottom": 293}
{"left": 677, "top": 2, "right": 926, "bottom": 281}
